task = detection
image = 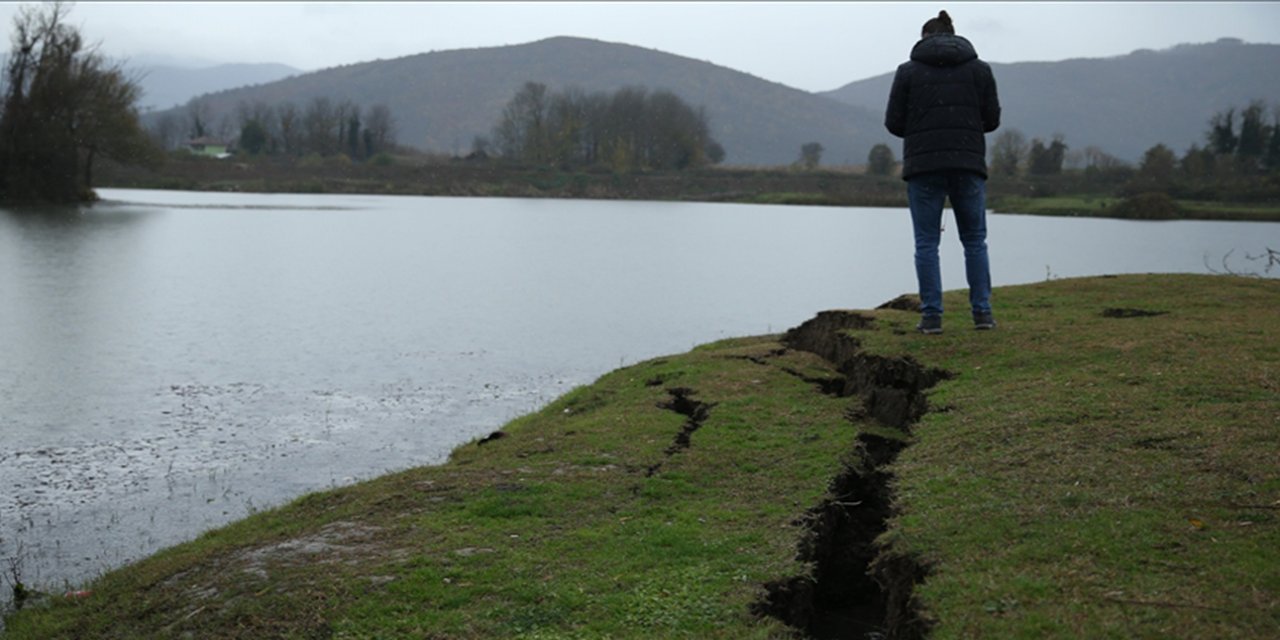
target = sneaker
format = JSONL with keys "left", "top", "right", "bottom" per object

{"left": 917, "top": 314, "right": 943, "bottom": 335}
{"left": 974, "top": 312, "right": 997, "bottom": 330}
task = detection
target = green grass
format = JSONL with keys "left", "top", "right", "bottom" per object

{"left": 4, "top": 274, "right": 1277, "bottom": 638}
{"left": 850, "top": 274, "right": 1279, "bottom": 638}
{"left": 993, "top": 195, "right": 1280, "bottom": 221}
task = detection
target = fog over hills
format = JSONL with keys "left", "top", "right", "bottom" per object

{"left": 140, "top": 36, "right": 1280, "bottom": 166}
{"left": 131, "top": 63, "right": 304, "bottom": 112}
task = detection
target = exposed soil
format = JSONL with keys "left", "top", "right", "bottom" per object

{"left": 751, "top": 310, "right": 951, "bottom": 639}
{"left": 1102, "top": 307, "right": 1170, "bottom": 318}
{"left": 647, "top": 387, "right": 717, "bottom": 477}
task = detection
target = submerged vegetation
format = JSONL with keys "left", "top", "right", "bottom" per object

{"left": 5, "top": 274, "right": 1277, "bottom": 638}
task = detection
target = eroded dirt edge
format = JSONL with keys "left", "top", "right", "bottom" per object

{"left": 751, "top": 310, "right": 952, "bottom": 640}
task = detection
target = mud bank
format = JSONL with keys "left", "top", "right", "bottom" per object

{"left": 753, "top": 311, "right": 951, "bottom": 639}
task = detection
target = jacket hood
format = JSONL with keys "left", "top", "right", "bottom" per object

{"left": 910, "top": 34, "right": 978, "bottom": 67}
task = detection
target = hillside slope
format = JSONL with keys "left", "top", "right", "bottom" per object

{"left": 822, "top": 39, "right": 1280, "bottom": 163}
{"left": 145, "top": 36, "right": 889, "bottom": 167}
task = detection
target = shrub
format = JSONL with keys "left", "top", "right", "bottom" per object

{"left": 1111, "top": 192, "right": 1183, "bottom": 219}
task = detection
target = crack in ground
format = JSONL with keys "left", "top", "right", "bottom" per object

{"left": 752, "top": 310, "right": 950, "bottom": 640}
{"left": 646, "top": 387, "right": 717, "bottom": 477}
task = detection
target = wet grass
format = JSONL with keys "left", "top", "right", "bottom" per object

{"left": 4, "top": 336, "right": 860, "bottom": 638}
{"left": 993, "top": 195, "right": 1280, "bottom": 221}
{"left": 4, "top": 273, "right": 1277, "bottom": 638}
{"left": 850, "top": 273, "right": 1280, "bottom": 638}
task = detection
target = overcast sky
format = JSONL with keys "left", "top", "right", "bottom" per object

{"left": 2, "top": 1, "right": 1278, "bottom": 92}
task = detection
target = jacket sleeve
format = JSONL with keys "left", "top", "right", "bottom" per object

{"left": 884, "top": 66, "right": 909, "bottom": 138}
{"left": 978, "top": 63, "right": 1001, "bottom": 133}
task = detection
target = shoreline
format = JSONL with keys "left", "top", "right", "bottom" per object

{"left": 91, "top": 158, "right": 1280, "bottom": 222}
{"left": 6, "top": 274, "right": 1277, "bottom": 638}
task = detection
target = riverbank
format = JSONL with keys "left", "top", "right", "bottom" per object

{"left": 4, "top": 273, "right": 1276, "bottom": 638}
{"left": 94, "top": 156, "right": 1280, "bottom": 221}
{"left": 96, "top": 156, "right": 909, "bottom": 209}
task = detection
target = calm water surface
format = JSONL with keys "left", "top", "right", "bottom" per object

{"left": 2, "top": 188, "right": 1276, "bottom": 602}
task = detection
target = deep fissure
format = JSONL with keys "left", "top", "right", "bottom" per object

{"left": 752, "top": 311, "right": 950, "bottom": 639}
{"left": 646, "top": 387, "right": 716, "bottom": 477}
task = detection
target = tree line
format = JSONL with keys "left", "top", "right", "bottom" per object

{"left": 0, "top": 2, "right": 156, "bottom": 203}
{"left": 988, "top": 100, "right": 1280, "bottom": 184}
{"left": 147, "top": 96, "right": 398, "bottom": 161}
{"left": 479, "top": 82, "right": 724, "bottom": 171}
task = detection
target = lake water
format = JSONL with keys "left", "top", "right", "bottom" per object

{"left": 2, "top": 188, "right": 1277, "bottom": 604}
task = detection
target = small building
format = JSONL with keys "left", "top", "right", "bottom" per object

{"left": 184, "top": 137, "right": 232, "bottom": 158}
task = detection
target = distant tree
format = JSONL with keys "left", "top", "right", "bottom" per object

{"left": 333, "top": 99, "right": 359, "bottom": 158}
{"left": 148, "top": 111, "right": 182, "bottom": 150}
{"left": 989, "top": 129, "right": 1027, "bottom": 177}
{"left": 239, "top": 119, "right": 268, "bottom": 155}
{"left": 866, "top": 143, "right": 896, "bottom": 176}
{"left": 1127, "top": 143, "right": 1178, "bottom": 194}
{"left": 345, "top": 109, "right": 362, "bottom": 159}
{"left": 644, "top": 89, "right": 710, "bottom": 169}
{"left": 1081, "top": 145, "right": 1133, "bottom": 188}
{"left": 364, "top": 103, "right": 396, "bottom": 156}
{"left": 544, "top": 87, "right": 592, "bottom": 167}
{"left": 303, "top": 96, "right": 339, "bottom": 156}
{"left": 0, "top": 2, "right": 159, "bottom": 203}
{"left": 1083, "top": 145, "right": 1126, "bottom": 171}
{"left": 705, "top": 140, "right": 726, "bottom": 165}
{"left": 1236, "top": 100, "right": 1268, "bottom": 170}
{"left": 185, "top": 98, "right": 212, "bottom": 140}
{"left": 1028, "top": 135, "right": 1068, "bottom": 175}
{"left": 492, "top": 83, "right": 718, "bottom": 171}
{"left": 1180, "top": 144, "right": 1215, "bottom": 181}
{"left": 1062, "top": 149, "right": 1085, "bottom": 171}
{"left": 1267, "top": 111, "right": 1280, "bottom": 172}
{"left": 1208, "top": 107, "right": 1238, "bottom": 156}
{"left": 798, "top": 142, "right": 823, "bottom": 170}
{"left": 601, "top": 86, "right": 646, "bottom": 171}
{"left": 235, "top": 100, "right": 277, "bottom": 154}
{"left": 277, "top": 102, "right": 301, "bottom": 156}
{"left": 494, "top": 81, "right": 550, "bottom": 164}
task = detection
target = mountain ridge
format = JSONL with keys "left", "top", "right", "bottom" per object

{"left": 141, "top": 36, "right": 1280, "bottom": 165}
{"left": 143, "top": 37, "right": 891, "bottom": 166}
{"left": 822, "top": 37, "right": 1280, "bottom": 162}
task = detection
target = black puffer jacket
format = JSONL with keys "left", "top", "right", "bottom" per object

{"left": 884, "top": 34, "right": 1001, "bottom": 180}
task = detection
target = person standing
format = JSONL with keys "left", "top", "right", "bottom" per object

{"left": 885, "top": 10, "right": 1001, "bottom": 334}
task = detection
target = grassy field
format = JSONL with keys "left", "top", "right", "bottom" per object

{"left": 991, "top": 195, "right": 1280, "bottom": 221}
{"left": 4, "top": 274, "right": 1277, "bottom": 638}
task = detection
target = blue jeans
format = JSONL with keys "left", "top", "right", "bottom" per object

{"left": 907, "top": 171, "right": 992, "bottom": 318}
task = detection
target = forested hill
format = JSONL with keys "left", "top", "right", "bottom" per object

{"left": 145, "top": 37, "right": 1280, "bottom": 167}
{"left": 821, "top": 38, "right": 1280, "bottom": 163}
{"left": 145, "top": 36, "right": 889, "bottom": 167}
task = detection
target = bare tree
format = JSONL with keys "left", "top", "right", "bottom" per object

{"left": 303, "top": 96, "right": 339, "bottom": 156}
{"left": 0, "top": 2, "right": 158, "bottom": 202}
{"left": 989, "top": 128, "right": 1027, "bottom": 177}
{"left": 185, "top": 98, "right": 213, "bottom": 140}
{"left": 364, "top": 103, "right": 396, "bottom": 156}
{"left": 277, "top": 101, "right": 301, "bottom": 156}
{"left": 494, "top": 82, "right": 550, "bottom": 163}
